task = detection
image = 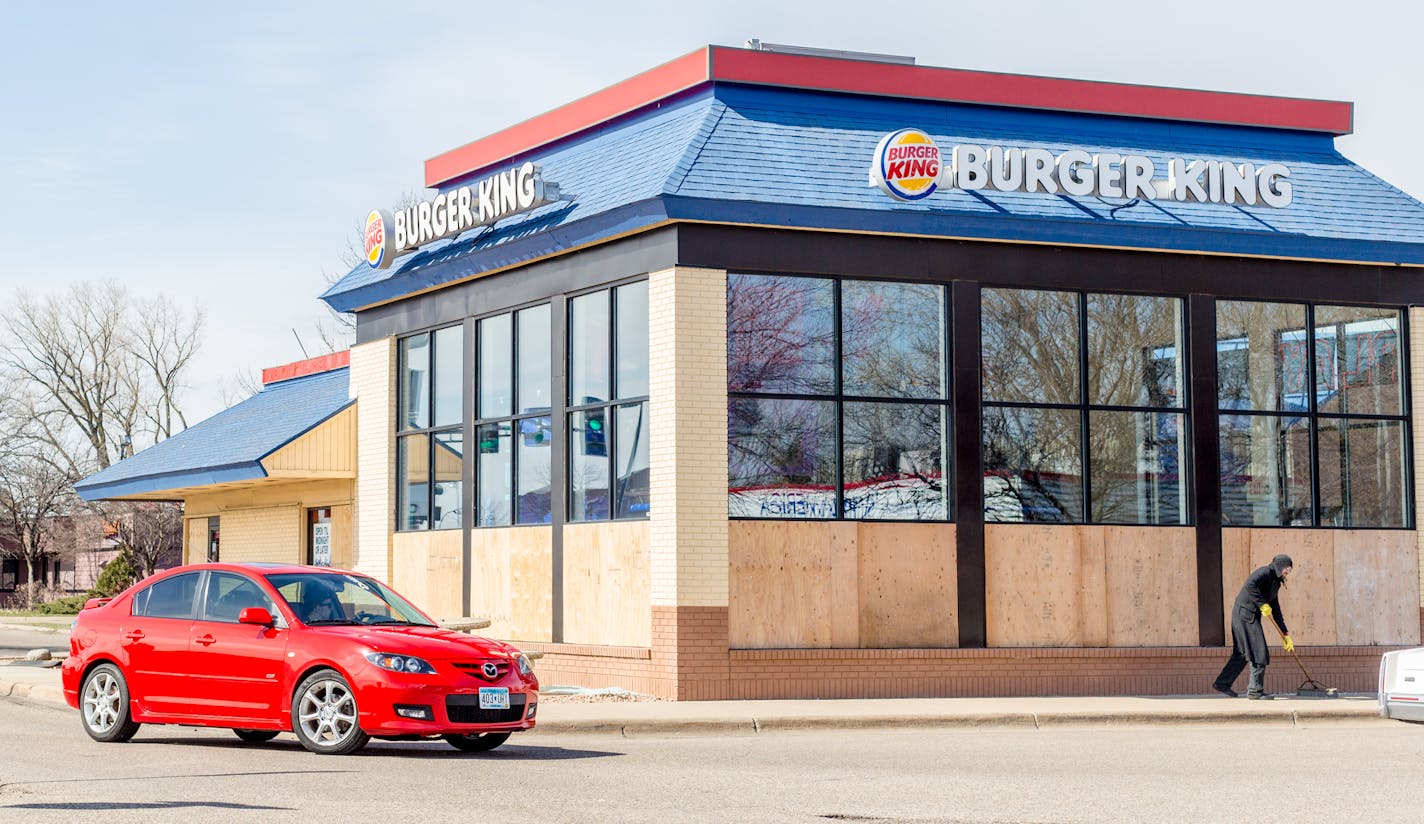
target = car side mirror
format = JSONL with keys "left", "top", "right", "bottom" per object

{"left": 238, "top": 607, "right": 275, "bottom": 626}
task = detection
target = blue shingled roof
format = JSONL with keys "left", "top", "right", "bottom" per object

{"left": 321, "top": 83, "right": 1424, "bottom": 313}
{"left": 74, "top": 368, "right": 352, "bottom": 501}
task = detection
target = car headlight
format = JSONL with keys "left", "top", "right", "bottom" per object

{"left": 516, "top": 654, "right": 533, "bottom": 676}
{"left": 365, "top": 652, "right": 437, "bottom": 675}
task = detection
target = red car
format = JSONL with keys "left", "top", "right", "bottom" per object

{"left": 61, "top": 563, "right": 538, "bottom": 755}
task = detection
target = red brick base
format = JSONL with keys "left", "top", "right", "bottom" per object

{"left": 519, "top": 639, "right": 1399, "bottom": 700}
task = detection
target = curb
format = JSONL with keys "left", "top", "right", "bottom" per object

{"left": 526, "top": 708, "right": 1384, "bottom": 736}
{"left": 0, "top": 677, "right": 69, "bottom": 712}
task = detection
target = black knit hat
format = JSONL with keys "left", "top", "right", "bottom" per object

{"left": 1270, "top": 554, "right": 1294, "bottom": 576}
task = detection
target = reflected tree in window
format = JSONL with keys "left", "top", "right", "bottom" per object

{"left": 727, "top": 275, "right": 835, "bottom": 395}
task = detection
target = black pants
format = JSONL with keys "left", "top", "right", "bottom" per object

{"left": 1214, "top": 609, "right": 1270, "bottom": 696}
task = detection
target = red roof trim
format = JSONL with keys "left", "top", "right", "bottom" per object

{"left": 423, "top": 45, "right": 1353, "bottom": 188}
{"left": 261, "top": 350, "right": 350, "bottom": 386}
{"left": 424, "top": 48, "right": 712, "bottom": 187}
{"left": 710, "top": 47, "right": 1352, "bottom": 136}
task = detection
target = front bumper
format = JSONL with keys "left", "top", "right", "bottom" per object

{"left": 356, "top": 674, "right": 538, "bottom": 736}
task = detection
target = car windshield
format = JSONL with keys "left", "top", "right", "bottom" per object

{"left": 265, "top": 572, "right": 435, "bottom": 627}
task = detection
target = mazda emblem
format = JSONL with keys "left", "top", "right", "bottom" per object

{"left": 482, "top": 662, "right": 499, "bottom": 678}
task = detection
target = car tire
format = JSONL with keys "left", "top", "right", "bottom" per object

{"left": 291, "top": 670, "right": 369, "bottom": 755}
{"left": 233, "top": 729, "right": 281, "bottom": 743}
{"left": 443, "top": 732, "right": 511, "bottom": 752}
{"left": 80, "top": 663, "right": 141, "bottom": 743}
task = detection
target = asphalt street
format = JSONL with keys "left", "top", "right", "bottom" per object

{"left": 0, "top": 626, "right": 69, "bottom": 660}
{"left": 2, "top": 696, "right": 1421, "bottom": 823}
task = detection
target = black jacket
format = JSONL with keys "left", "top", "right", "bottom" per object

{"left": 1231, "top": 558, "right": 1290, "bottom": 635}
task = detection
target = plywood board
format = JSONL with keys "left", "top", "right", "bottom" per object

{"left": 562, "top": 522, "right": 650, "bottom": 647}
{"left": 329, "top": 505, "right": 353, "bottom": 570}
{"left": 1103, "top": 527, "right": 1196, "bottom": 646}
{"left": 469, "top": 527, "right": 553, "bottom": 643}
{"left": 424, "top": 529, "right": 464, "bottom": 623}
{"left": 856, "top": 523, "right": 957, "bottom": 648}
{"left": 1224, "top": 530, "right": 1336, "bottom": 646}
{"left": 985, "top": 525, "right": 1106, "bottom": 647}
{"left": 728, "top": 521, "right": 858, "bottom": 648}
{"left": 1334, "top": 530, "right": 1420, "bottom": 645}
{"left": 184, "top": 518, "right": 207, "bottom": 565}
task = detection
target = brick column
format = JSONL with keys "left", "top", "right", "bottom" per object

{"left": 350, "top": 338, "right": 395, "bottom": 583}
{"left": 648, "top": 266, "right": 731, "bottom": 699}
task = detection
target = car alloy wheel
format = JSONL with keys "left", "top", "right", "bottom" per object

{"left": 80, "top": 663, "right": 141, "bottom": 743}
{"left": 292, "top": 670, "right": 369, "bottom": 755}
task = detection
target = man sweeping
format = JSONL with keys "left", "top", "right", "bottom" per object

{"left": 1213, "top": 554, "right": 1294, "bottom": 699}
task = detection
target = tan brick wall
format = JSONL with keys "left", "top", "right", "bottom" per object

{"left": 350, "top": 338, "right": 395, "bottom": 583}
{"left": 1411, "top": 307, "right": 1424, "bottom": 624}
{"left": 648, "top": 266, "right": 729, "bottom": 608}
{"left": 215, "top": 506, "right": 303, "bottom": 564}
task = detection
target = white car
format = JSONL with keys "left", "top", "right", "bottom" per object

{"left": 1379, "top": 647, "right": 1424, "bottom": 723}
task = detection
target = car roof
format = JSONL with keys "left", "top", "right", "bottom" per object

{"left": 166, "top": 562, "right": 360, "bottom": 577}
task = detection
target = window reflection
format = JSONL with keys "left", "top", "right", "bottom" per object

{"left": 727, "top": 275, "right": 835, "bottom": 394}
{"left": 517, "top": 416, "right": 552, "bottom": 524}
{"left": 615, "top": 403, "right": 650, "bottom": 518}
{"left": 569, "top": 409, "right": 610, "bottom": 520}
{"left": 1314, "top": 306, "right": 1402, "bottom": 416}
{"left": 480, "top": 313, "right": 513, "bottom": 419}
{"left": 1086, "top": 293, "right": 1183, "bottom": 408}
{"left": 570, "top": 291, "right": 611, "bottom": 405}
{"left": 1088, "top": 410, "right": 1187, "bottom": 524}
{"left": 1217, "top": 301, "right": 1306, "bottom": 412}
{"left": 842, "top": 281, "right": 945, "bottom": 399}
{"left": 400, "top": 333, "right": 430, "bottom": 430}
{"left": 1317, "top": 418, "right": 1407, "bottom": 527}
{"left": 981, "top": 288, "right": 1079, "bottom": 404}
{"left": 842, "top": 402, "right": 946, "bottom": 520}
{"left": 432, "top": 431, "right": 463, "bottom": 529}
{"left": 983, "top": 406, "right": 1083, "bottom": 523}
{"left": 1220, "top": 414, "right": 1312, "bottom": 526}
{"left": 476, "top": 423, "right": 511, "bottom": 527}
{"left": 433, "top": 326, "right": 464, "bottom": 427}
{"left": 398, "top": 433, "right": 430, "bottom": 530}
{"left": 728, "top": 398, "right": 837, "bottom": 518}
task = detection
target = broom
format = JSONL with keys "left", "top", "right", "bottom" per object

{"left": 1265, "top": 618, "right": 1339, "bottom": 698}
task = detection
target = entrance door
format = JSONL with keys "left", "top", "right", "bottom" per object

{"left": 308, "top": 508, "right": 332, "bottom": 566}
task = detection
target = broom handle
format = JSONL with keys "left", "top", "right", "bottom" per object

{"left": 1264, "top": 613, "right": 1316, "bottom": 683}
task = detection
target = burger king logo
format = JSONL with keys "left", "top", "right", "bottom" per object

{"left": 364, "top": 210, "right": 393, "bottom": 269}
{"left": 869, "top": 128, "right": 943, "bottom": 201}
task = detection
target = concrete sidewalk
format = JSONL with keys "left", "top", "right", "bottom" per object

{"left": 1, "top": 661, "right": 1385, "bottom": 733}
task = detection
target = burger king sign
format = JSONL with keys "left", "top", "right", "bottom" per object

{"left": 869, "top": 128, "right": 942, "bottom": 201}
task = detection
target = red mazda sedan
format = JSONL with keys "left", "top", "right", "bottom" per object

{"left": 61, "top": 563, "right": 538, "bottom": 755}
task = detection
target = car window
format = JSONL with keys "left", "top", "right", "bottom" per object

{"left": 266, "top": 572, "right": 434, "bottom": 626}
{"left": 131, "top": 572, "right": 200, "bottom": 620}
{"left": 201, "top": 572, "right": 280, "bottom": 624}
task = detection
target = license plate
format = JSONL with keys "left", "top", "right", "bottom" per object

{"left": 478, "top": 687, "right": 510, "bottom": 710}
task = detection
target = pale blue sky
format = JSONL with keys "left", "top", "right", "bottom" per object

{"left": 3, "top": 1, "right": 1420, "bottom": 422}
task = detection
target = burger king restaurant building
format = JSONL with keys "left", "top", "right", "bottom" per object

{"left": 82, "top": 45, "right": 1424, "bottom": 699}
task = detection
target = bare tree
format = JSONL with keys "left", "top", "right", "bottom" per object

{"left": 1, "top": 281, "right": 204, "bottom": 473}
{"left": 110, "top": 501, "right": 182, "bottom": 578}
{"left": 0, "top": 447, "right": 77, "bottom": 603}
{"left": 314, "top": 191, "right": 424, "bottom": 355}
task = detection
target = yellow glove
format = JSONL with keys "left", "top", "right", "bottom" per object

{"left": 1260, "top": 604, "right": 1272, "bottom": 618}
{"left": 1282, "top": 635, "right": 1294, "bottom": 653}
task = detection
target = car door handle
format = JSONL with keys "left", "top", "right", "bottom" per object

{"left": 123, "top": 630, "right": 144, "bottom": 642}
{"left": 194, "top": 634, "right": 217, "bottom": 646}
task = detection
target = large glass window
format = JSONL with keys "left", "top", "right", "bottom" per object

{"left": 727, "top": 275, "right": 950, "bottom": 521}
{"left": 1219, "top": 300, "right": 1409, "bottom": 527}
{"left": 982, "top": 288, "right": 1187, "bottom": 525}
{"left": 476, "top": 304, "right": 553, "bottom": 526}
{"left": 397, "top": 326, "right": 464, "bottom": 531}
{"left": 569, "top": 284, "right": 648, "bottom": 522}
